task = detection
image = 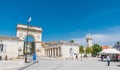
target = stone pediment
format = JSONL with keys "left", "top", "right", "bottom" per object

{"left": 17, "top": 24, "right": 42, "bottom": 32}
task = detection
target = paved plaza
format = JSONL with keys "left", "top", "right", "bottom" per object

{"left": 0, "top": 59, "right": 25, "bottom": 70}
{"left": 23, "top": 57, "right": 120, "bottom": 70}
{"left": 0, "top": 57, "right": 120, "bottom": 70}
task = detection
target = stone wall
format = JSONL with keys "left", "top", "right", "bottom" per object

{"left": 0, "top": 37, "right": 19, "bottom": 60}
{"left": 62, "top": 45, "right": 79, "bottom": 59}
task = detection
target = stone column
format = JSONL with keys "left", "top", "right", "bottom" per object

{"left": 46, "top": 49, "right": 47, "bottom": 56}
{"left": 51, "top": 48, "right": 52, "bottom": 56}
{"left": 56, "top": 48, "right": 58, "bottom": 56}
{"left": 58, "top": 47, "right": 59, "bottom": 56}
{"left": 47, "top": 49, "right": 48, "bottom": 56}
{"left": 59, "top": 47, "right": 61, "bottom": 56}
{"left": 50, "top": 49, "right": 51, "bottom": 56}
{"left": 52, "top": 48, "right": 54, "bottom": 57}
{"left": 48, "top": 49, "right": 49, "bottom": 56}
{"left": 45, "top": 49, "right": 46, "bottom": 56}
{"left": 53, "top": 48, "right": 55, "bottom": 56}
{"left": 54, "top": 48, "right": 56, "bottom": 57}
{"left": 51, "top": 49, "right": 52, "bottom": 57}
{"left": 47, "top": 49, "right": 49, "bottom": 56}
{"left": 49, "top": 49, "right": 50, "bottom": 57}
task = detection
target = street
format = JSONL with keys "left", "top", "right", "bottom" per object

{"left": 23, "top": 57, "right": 120, "bottom": 70}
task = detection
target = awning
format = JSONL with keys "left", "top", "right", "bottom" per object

{"left": 99, "top": 48, "right": 120, "bottom": 54}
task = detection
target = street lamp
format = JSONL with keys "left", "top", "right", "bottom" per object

{"left": 25, "top": 16, "right": 31, "bottom": 63}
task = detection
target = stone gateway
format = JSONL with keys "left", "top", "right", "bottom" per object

{"left": 0, "top": 24, "right": 44, "bottom": 59}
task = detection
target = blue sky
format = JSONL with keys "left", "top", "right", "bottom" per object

{"left": 0, "top": 0, "right": 120, "bottom": 46}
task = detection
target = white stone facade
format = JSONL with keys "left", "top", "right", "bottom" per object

{"left": 16, "top": 24, "right": 43, "bottom": 56}
{"left": 44, "top": 41, "right": 80, "bottom": 59}
{"left": 0, "top": 24, "right": 81, "bottom": 60}
{"left": 0, "top": 36, "right": 19, "bottom": 59}
{"left": 0, "top": 24, "right": 43, "bottom": 59}
{"left": 86, "top": 36, "right": 93, "bottom": 47}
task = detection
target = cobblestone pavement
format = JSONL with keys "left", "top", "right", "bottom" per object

{"left": 23, "top": 57, "right": 120, "bottom": 70}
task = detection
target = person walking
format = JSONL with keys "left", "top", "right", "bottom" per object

{"left": 107, "top": 55, "right": 110, "bottom": 66}
{"left": 76, "top": 54, "right": 78, "bottom": 60}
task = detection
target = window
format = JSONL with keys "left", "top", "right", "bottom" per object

{"left": 0, "top": 44, "right": 6, "bottom": 52}
{"left": 0, "top": 44, "right": 4, "bottom": 52}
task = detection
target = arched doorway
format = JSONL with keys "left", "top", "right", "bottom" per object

{"left": 23, "top": 35, "right": 35, "bottom": 55}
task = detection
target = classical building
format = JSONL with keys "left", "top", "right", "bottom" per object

{"left": 0, "top": 24, "right": 43, "bottom": 59}
{"left": 44, "top": 41, "right": 80, "bottom": 59}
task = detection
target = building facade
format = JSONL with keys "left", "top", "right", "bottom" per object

{"left": 0, "top": 24, "right": 43, "bottom": 60}
{"left": 44, "top": 41, "right": 80, "bottom": 59}
{"left": 0, "top": 24, "right": 82, "bottom": 60}
{"left": 0, "top": 36, "right": 19, "bottom": 59}
{"left": 16, "top": 24, "right": 43, "bottom": 56}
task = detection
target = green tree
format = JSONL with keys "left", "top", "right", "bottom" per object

{"left": 92, "top": 44, "right": 102, "bottom": 57}
{"left": 70, "top": 40, "right": 74, "bottom": 44}
{"left": 30, "top": 42, "right": 35, "bottom": 55}
{"left": 79, "top": 45, "right": 84, "bottom": 54}
{"left": 86, "top": 47, "right": 92, "bottom": 54}
{"left": 79, "top": 45, "right": 84, "bottom": 60}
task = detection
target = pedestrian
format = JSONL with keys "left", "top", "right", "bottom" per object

{"left": 76, "top": 54, "right": 78, "bottom": 60}
{"left": 107, "top": 55, "right": 110, "bottom": 66}
{"left": 101, "top": 55, "right": 104, "bottom": 61}
{"left": 32, "top": 52, "right": 36, "bottom": 61}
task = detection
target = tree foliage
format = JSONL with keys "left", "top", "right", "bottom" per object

{"left": 79, "top": 45, "right": 84, "bottom": 54}
{"left": 86, "top": 47, "right": 92, "bottom": 54}
{"left": 70, "top": 40, "right": 74, "bottom": 44}
{"left": 30, "top": 42, "right": 35, "bottom": 54}
{"left": 92, "top": 44, "right": 102, "bottom": 56}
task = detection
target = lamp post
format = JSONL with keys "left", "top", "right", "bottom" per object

{"left": 25, "top": 17, "right": 31, "bottom": 63}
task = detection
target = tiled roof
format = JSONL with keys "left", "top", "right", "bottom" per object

{"left": 102, "top": 46, "right": 111, "bottom": 50}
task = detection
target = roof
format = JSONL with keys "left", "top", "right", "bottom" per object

{"left": 44, "top": 41, "right": 80, "bottom": 48}
{"left": 113, "top": 41, "right": 120, "bottom": 48}
{"left": 46, "top": 41, "right": 80, "bottom": 46}
{"left": 102, "top": 46, "right": 112, "bottom": 50}
{"left": 0, "top": 36, "right": 19, "bottom": 41}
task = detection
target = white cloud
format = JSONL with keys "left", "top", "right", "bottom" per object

{"left": 73, "top": 33, "right": 120, "bottom": 46}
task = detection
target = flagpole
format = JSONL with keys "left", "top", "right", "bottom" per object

{"left": 25, "top": 17, "right": 31, "bottom": 63}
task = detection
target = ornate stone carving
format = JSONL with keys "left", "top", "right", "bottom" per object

{"left": 19, "top": 33, "right": 23, "bottom": 37}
